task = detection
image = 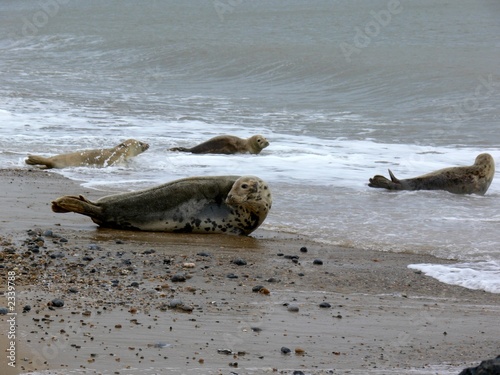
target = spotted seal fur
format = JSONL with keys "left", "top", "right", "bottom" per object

{"left": 51, "top": 175, "right": 272, "bottom": 235}
{"left": 368, "top": 153, "right": 495, "bottom": 195}
{"left": 25, "top": 139, "right": 149, "bottom": 169}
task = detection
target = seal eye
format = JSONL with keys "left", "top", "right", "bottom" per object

{"left": 241, "top": 184, "right": 249, "bottom": 189}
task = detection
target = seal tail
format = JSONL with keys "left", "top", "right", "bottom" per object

{"left": 52, "top": 195, "right": 102, "bottom": 218}
{"left": 368, "top": 169, "right": 402, "bottom": 190}
{"left": 25, "top": 155, "right": 53, "bottom": 169}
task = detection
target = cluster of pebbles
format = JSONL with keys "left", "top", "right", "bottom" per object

{"left": 0, "top": 228, "right": 342, "bottom": 374}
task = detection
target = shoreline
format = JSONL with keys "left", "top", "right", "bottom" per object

{"left": 1, "top": 168, "right": 499, "bottom": 374}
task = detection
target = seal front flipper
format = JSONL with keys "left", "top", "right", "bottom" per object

{"left": 52, "top": 195, "right": 102, "bottom": 218}
{"left": 368, "top": 169, "right": 403, "bottom": 190}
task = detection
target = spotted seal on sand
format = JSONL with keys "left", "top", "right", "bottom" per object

{"left": 51, "top": 175, "right": 272, "bottom": 235}
{"left": 25, "top": 139, "right": 149, "bottom": 169}
{"left": 169, "top": 135, "right": 269, "bottom": 155}
{"left": 368, "top": 153, "right": 495, "bottom": 195}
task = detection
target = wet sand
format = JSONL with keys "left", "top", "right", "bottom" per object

{"left": 1, "top": 168, "right": 499, "bottom": 375}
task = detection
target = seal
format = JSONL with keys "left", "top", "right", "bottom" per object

{"left": 51, "top": 175, "right": 272, "bottom": 235}
{"left": 169, "top": 134, "right": 269, "bottom": 155}
{"left": 368, "top": 153, "right": 495, "bottom": 195}
{"left": 25, "top": 139, "right": 149, "bottom": 169}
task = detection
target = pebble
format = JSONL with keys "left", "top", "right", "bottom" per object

{"left": 287, "top": 304, "right": 299, "bottom": 313}
{"left": 0, "top": 307, "right": 8, "bottom": 315}
{"left": 281, "top": 346, "right": 291, "bottom": 354}
{"left": 252, "top": 285, "right": 265, "bottom": 292}
{"left": 232, "top": 258, "right": 247, "bottom": 266}
{"left": 169, "top": 299, "right": 184, "bottom": 308}
{"left": 43, "top": 230, "right": 54, "bottom": 237}
{"left": 50, "top": 298, "right": 64, "bottom": 308}
{"left": 226, "top": 273, "right": 238, "bottom": 279}
{"left": 319, "top": 302, "right": 331, "bottom": 308}
{"left": 88, "top": 244, "right": 101, "bottom": 250}
{"left": 171, "top": 273, "right": 186, "bottom": 282}
{"left": 197, "top": 252, "right": 211, "bottom": 257}
{"left": 313, "top": 259, "right": 323, "bottom": 265}
{"left": 300, "top": 247, "right": 308, "bottom": 253}
{"left": 293, "top": 371, "right": 305, "bottom": 375}
{"left": 23, "top": 305, "right": 32, "bottom": 313}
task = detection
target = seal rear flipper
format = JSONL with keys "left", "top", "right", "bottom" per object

{"left": 51, "top": 195, "right": 102, "bottom": 218}
{"left": 368, "top": 169, "right": 402, "bottom": 190}
{"left": 25, "top": 155, "right": 53, "bottom": 169}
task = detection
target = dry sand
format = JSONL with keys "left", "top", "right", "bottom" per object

{"left": 0, "top": 168, "right": 499, "bottom": 375}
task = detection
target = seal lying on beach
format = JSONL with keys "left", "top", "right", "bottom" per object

{"left": 25, "top": 139, "right": 149, "bottom": 169}
{"left": 51, "top": 175, "right": 272, "bottom": 235}
{"left": 169, "top": 135, "right": 269, "bottom": 155}
{"left": 368, "top": 153, "right": 495, "bottom": 195}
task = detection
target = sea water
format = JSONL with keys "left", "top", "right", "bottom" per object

{"left": 1, "top": 0, "right": 499, "bottom": 298}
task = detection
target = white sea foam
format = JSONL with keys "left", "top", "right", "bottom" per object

{"left": 408, "top": 261, "right": 500, "bottom": 294}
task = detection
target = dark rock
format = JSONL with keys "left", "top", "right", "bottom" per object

{"left": 293, "top": 371, "right": 305, "bottom": 375}
{"left": 458, "top": 355, "right": 500, "bottom": 375}
{"left": 319, "top": 302, "right": 331, "bottom": 308}
{"left": 281, "top": 346, "right": 291, "bottom": 354}
{"left": 252, "top": 285, "right": 265, "bottom": 292}
{"left": 197, "top": 252, "right": 211, "bottom": 257}
{"left": 0, "top": 307, "right": 8, "bottom": 315}
{"left": 232, "top": 258, "right": 247, "bottom": 266}
{"left": 129, "top": 282, "right": 140, "bottom": 288}
{"left": 300, "top": 247, "right": 308, "bottom": 253}
{"left": 313, "top": 259, "right": 323, "bottom": 265}
{"left": 23, "top": 305, "right": 31, "bottom": 313}
{"left": 68, "top": 287, "right": 79, "bottom": 293}
{"left": 50, "top": 298, "right": 64, "bottom": 308}
{"left": 226, "top": 273, "right": 238, "bottom": 279}
{"left": 171, "top": 272, "right": 186, "bottom": 282}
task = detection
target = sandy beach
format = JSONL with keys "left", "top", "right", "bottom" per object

{"left": 0, "top": 168, "right": 499, "bottom": 375}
